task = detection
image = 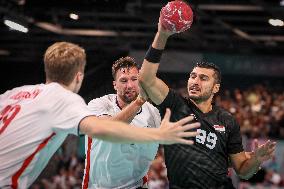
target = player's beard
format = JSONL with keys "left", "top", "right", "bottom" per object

{"left": 120, "top": 90, "right": 139, "bottom": 104}
{"left": 189, "top": 86, "right": 214, "bottom": 103}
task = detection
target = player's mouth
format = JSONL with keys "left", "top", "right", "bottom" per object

{"left": 189, "top": 86, "right": 201, "bottom": 93}
{"left": 125, "top": 91, "right": 136, "bottom": 96}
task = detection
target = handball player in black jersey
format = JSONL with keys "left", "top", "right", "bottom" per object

{"left": 138, "top": 18, "right": 276, "bottom": 189}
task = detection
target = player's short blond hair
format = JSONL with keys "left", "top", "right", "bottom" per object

{"left": 44, "top": 42, "right": 86, "bottom": 85}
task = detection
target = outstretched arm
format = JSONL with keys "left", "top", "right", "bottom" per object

{"left": 88, "top": 88, "right": 148, "bottom": 124}
{"left": 139, "top": 20, "right": 175, "bottom": 105}
{"left": 79, "top": 109, "right": 199, "bottom": 145}
{"left": 230, "top": 139, "right": 276, "bottom": 180}
{"left": 101, "top": 95, "right": 146, "bottom": 123}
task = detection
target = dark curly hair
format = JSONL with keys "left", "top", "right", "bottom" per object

{"left": 112, "top": 56, "right": 139, "bottom": 79}
{"left": 195, "top": 62, "right": 221, "bottom": 84}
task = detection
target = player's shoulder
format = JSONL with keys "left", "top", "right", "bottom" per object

{"left": 214, "top": 106, "right": 238, "bottom": 126}
{"left": 214, "top": 106, "right": 234, "bottom": 118}
{"left": 42, "top": 83, "right": 86, "bottom": 106}
{"left": 88, "top": 94, "right": 115, "bottom": 106}
{"left": 164, "top": 88, "right": 187, "bottom": 105}
{"left": 2, "top": 84, "right": 41, "bottom": 94}
{"left": 49, "top": 83, "right": 82, "bottom": 99}
{"left": 1, "top": 83, "right": 47, "bottom": 100}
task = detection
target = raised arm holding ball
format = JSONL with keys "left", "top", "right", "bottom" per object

{"left": 139, "top": 1, "right": 276, "bottom": 188}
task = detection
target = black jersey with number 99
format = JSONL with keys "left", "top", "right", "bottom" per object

{"left": 157, "top": 90, "right": 244, "bottom": 189}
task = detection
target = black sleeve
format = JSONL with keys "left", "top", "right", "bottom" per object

{"left": 157, "top": 89, "right": 185, "bottom": 120}
{"left": 227, "top": 117, "right": 244, "bottom": 154}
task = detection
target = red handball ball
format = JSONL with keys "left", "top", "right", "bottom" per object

{"left": 160, "top": 0, "right": 193, "bottom": 33}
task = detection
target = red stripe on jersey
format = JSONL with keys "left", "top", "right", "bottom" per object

{"left": 82, "top": 137, "right": 92, "bottom": 189}
{"left": 11, "top": 132, "right": 56, "bottom": 189}
{"left": 142, "top": 175, "right": 148, "bottom": 185}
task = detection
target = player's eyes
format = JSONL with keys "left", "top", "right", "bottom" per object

{"left": 190, "top": 74, "right": 196, "bottom": 78}
{"left": 201, "top": 76, "right": 209, "bottom": 81}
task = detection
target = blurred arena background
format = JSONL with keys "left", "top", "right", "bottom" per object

{"left": 1, "top": 0, "right": 284, "bottom": 188}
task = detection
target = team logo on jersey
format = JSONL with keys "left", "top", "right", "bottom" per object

{"left": 213, "top": 125, "right": 225, "bottom": 132}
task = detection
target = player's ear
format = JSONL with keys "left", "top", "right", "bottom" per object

{"left": 76, "top": 71, "right": 84, "bottom": 83}
{"left": 213, "top": 83, "right": 220, "bottom": 94}
{"left": 113, "top": 80, "right": 117, "bottom": 91}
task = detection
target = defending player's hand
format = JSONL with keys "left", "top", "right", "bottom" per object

{"left": 159, "top": 108, "right": 200, "bottom": 145}
{"left": 253, "top": 139, "right": 276, "bottom": 163}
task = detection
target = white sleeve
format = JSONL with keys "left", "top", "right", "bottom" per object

{"left": 145, "top": 103, "right": 161, "bottom": 128}
{"left": 0, "top": 90, "right": 10, "bottom": 101}
{"left": 153, "top": 106, "right": 162, "bottom": 128}
{"left": 50, "top": 94, "right": 93, "bottom": 136}
{"left": 87, "top": 97, "right": 114, "bottom": 117}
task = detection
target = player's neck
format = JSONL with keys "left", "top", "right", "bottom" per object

{"left": 116, "top": 96, "right": 128, "bottom": 109}
{"left": 191, "top": 98, "right": 213, "bottom": 113}
{"left": 45, "top": 80, "right": 76, "bottom": 93}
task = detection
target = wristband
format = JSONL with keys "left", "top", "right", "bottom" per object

{"left": 144, "top": 46, "right": 163, "bottom": 63}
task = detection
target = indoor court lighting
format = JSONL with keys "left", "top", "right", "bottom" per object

{"left": 4, "top": 19, "right": 28, "bottom": 33}
{"left": 0, "top": 49, "right": 10, "bottom": 56}
{"left": 70, "top": 13, "right": 79, "bottom": 20}
{"left": 268, "top": 19, "right": 284, "bottom": 27}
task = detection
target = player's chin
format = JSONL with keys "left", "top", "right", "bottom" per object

{"left": 188, "top": 94, "right": 202, "bottom": 100}
{"left": 188, "top": 93, "right": 200, "bottom": 98}
{"left": 124, "top": 95, "right": 137, "bottom": 103}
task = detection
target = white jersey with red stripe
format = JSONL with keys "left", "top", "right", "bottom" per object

{"left": 83, "top": 94, "right": 161, "bottom": 189}
{"left": 0, "top": 83, "right": 93, "bottom": 189}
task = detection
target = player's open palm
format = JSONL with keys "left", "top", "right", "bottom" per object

{"left": 159, "top": 108, "right": 200, "bottom": 145}
{"left": 253, "top": 139, "right": 276, "bottom": 163}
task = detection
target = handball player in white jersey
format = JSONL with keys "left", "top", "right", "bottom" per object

{"left": 0, "top": 42, "right": 200, "bottom": 189}
{"left": 83, "top": 57, "right": 161, "bottom": 189}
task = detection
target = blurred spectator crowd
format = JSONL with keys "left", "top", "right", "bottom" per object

{"left": 177, "top": 83, "right": 284, "bottom": 139}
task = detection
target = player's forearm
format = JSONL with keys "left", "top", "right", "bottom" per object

{"left": 139, "top": 55, "right": 163, "bottom": 105}
{"left": 139, "top": 32, "right": 170, "bottom": 105}
{"left": 237, "top": 155, "right": 261, "bottom": 180}
{"left": 82, "top": 117, "right": 161, "bottom": 143}
{"left": 139, "top": 31, "right": 169, "bottom": 84}
{"left": 97, "top": 124, "right": 161, "bottom": 143}
{"left": 110, "top": 97, "right": 145, "bottom": 123}
{"left": 139, "top": 61, "right": 159, "bottom": 88}
{"left": 152, "top": 31, "right": 169, "bottom": 50}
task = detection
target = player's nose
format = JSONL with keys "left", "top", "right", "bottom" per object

{"left": 126, "top": 80, "right": 136, "bottom": 88}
